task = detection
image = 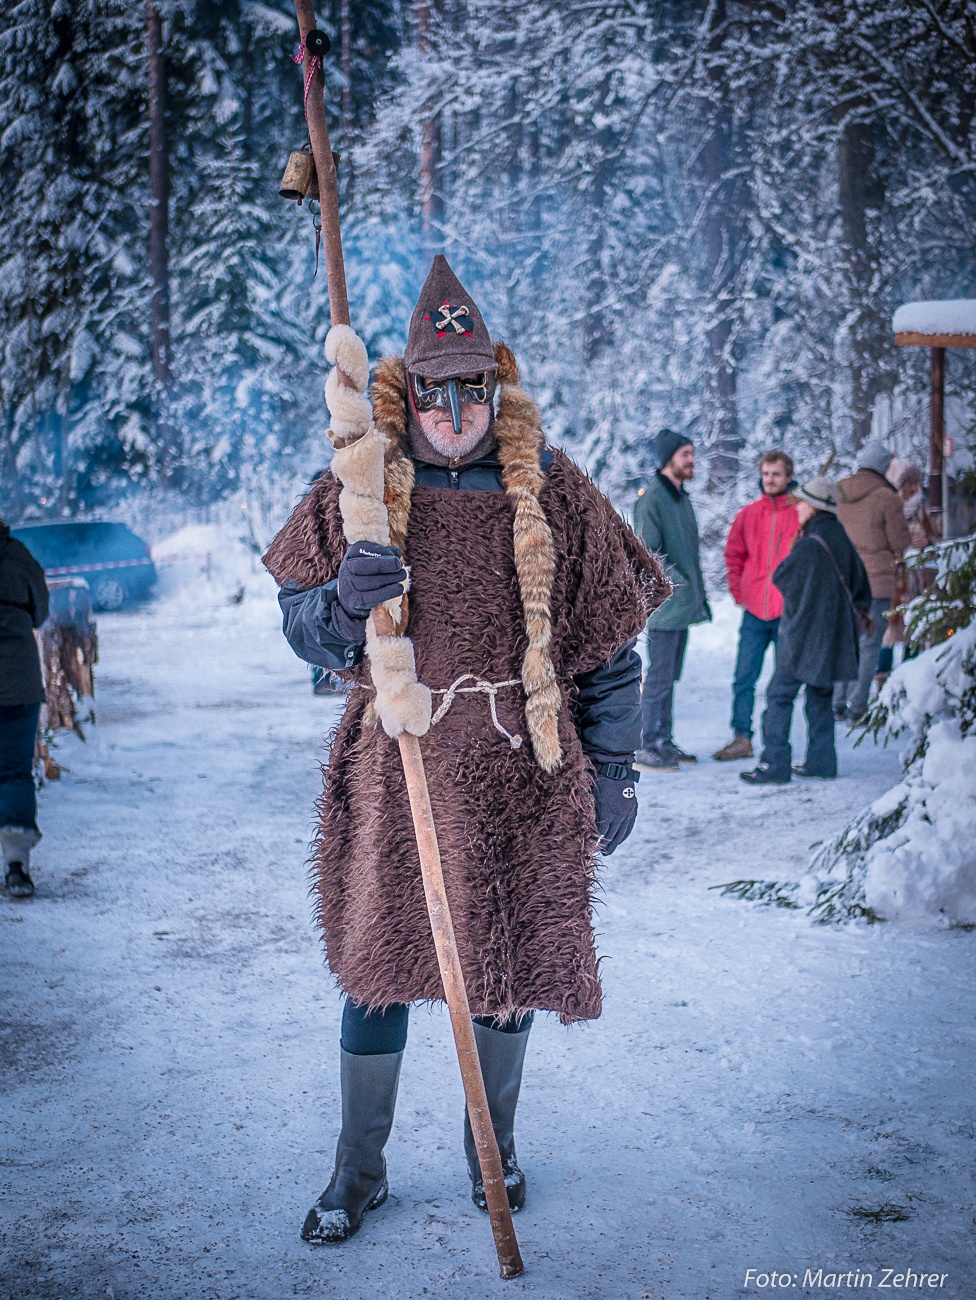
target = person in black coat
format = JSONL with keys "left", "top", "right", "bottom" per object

{"left": 0, "top": 518, "right": 49, "bottom": 896}
{"left": 741, "top": 477, "right": 871, "bottom": 785}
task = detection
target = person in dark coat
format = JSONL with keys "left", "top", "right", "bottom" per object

{"left": 631, "top": 428, "right": 711, "bottom": 772}
{"left": 741, "top": 477, "right": 871, "bottom": 785}
{"left": 0, "top": 518, "right": 50, "bottom": 896}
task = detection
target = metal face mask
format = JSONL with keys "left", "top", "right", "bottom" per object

{"left": 410, "top": 371, "right": 494, "bottom": 435}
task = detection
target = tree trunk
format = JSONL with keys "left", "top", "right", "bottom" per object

{"left": 703, "top": 0, "right": 741, "bottom": 489}
{"left": 341, "top": 0, "right": 353, "bottom": 135}
{"left": 147, "top": 1, "right": 170, "bottom": 392}
{"left": 836, "top": 108, "right": 890, "bottom": 450}
{"left": 416, "top": 1, "right": 443, "bottom": 263}
{"left": 0, "top": 402, "right": 22, "bottom": 518}
{"left": 582, "top": 74, "right": 614, "bottom": 368}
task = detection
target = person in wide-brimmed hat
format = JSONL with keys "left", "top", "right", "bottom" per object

{"left": 741, "top": 477, "right": 871, "bottom": 785}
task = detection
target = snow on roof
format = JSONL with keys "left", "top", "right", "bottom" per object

{"left": 892, "top": 299, "right": 976, "bottom": 337}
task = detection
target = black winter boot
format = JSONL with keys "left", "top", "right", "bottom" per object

{"left": 301, "top": 1047, "right": 403, "bottom": 1244}
{"left": 463, "top": 1020, "right": 529, "bottom": 1213}
{"left": 740, "top": 762, "right": 790, "bottom": 786}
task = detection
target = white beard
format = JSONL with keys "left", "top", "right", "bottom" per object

{"left": 418, "top": 407, "right": 490, "bottom": 460}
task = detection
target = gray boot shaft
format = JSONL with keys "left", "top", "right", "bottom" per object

{"left": 335, "top": 1046, "right": 402, "bottom": 1180}
{"left": 302, "top": 1047, "right": 403, "bottom": 1244}
{"left": 463, "top": 1020, "right": 530, "bottom": 1209}
{"left": 0, "top": 824, "right": 40, "bottom": 869}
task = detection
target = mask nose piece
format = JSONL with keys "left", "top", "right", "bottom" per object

{"left": 446, "top": 379, "right": 463, "bottom": 435}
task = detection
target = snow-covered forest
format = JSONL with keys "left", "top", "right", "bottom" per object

{"left": 2, "top": 0, "right": 976, "bottom": 523}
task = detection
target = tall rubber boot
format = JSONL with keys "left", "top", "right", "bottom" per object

{"left": 1, "top": 825, "right": 39, "bottom": 899}
{"left": 301, "top": 1047, "right": 403, "bottom": 1243}
{"left": 463, "top": 1020, "right": 530, "bottom": 1212}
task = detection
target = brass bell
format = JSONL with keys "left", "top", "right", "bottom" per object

{"left": 279, "top": 148, "right": 316, "bottom": 202}
{"left": 279, "top": 148, "right": 342, "bottom": 204}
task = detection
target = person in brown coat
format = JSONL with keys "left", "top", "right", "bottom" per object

{"left": 833, "top": 441, "right": 912, "bottom": 722}
{"left": 263, "top": 257, "right": 669, "bottom": 1245}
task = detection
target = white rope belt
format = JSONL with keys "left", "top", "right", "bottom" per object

{"left": 430, "top": 674, "right": 523, "bottom": 749}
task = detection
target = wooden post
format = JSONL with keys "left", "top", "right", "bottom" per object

{"left": 294, "top": 0, "right": 349, "bottom": 328}
{"left": 293, "top": 4, "right": 523, "bottom": 1278}
{"left": 895, "top": 316, "right": 976, "bottom": 535}
{"left": 929, "top": 346, "right": 945, "bottom": 523}
{"left": 398, "top": 731, "right": 524, "bottom": 1279}
{"left": 370, "top": 604, "right": 524, "bottom": 1277}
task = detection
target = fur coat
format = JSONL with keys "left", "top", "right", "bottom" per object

{"left": 264, "top": 352, "right": 668, "bottom": 1023}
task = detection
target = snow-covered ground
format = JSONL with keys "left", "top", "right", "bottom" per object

{"left": 2, "top": 556, "right": 974, "bottom": 1300}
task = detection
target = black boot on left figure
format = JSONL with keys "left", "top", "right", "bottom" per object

{"left": 463, "top": 1018, "right": 530, "bottom": 1213}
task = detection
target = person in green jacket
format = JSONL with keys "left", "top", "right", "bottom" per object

{"left": 632, "top": 429, "right": 712, "bottom": 772}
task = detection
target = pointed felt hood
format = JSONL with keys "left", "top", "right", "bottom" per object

{"left": 403, "top": 254, "right": 498, "bottom": 382}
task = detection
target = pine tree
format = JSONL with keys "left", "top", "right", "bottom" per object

{"left": 350, "top": 0, "right": 976, "bottom": 505}
{"left": 0, "top": 0, "right": 152, "bottom": 515}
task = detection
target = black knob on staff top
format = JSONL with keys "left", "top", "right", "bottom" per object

{"left": 305, "top": 29, "right": 331, "bottom": 57}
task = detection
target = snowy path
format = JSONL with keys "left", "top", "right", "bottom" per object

{"left": 2, "top": 579, "right": 974, "bottom": 1300}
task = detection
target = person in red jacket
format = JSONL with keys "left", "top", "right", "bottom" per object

{"left": 713, "top": 451, "right": 800, "bottom": 760}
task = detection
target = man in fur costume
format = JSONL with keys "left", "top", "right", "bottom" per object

{"left": 263, "top": 255, "right": 669, "bottom": 1244}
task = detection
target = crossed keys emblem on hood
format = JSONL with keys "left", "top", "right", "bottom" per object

{"left": 429, "top": 301, "right": 475, "bottom": 337}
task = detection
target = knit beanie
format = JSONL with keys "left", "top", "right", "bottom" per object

{"left": 794, "top": 476, "right": 837, "bottom": 514}
{"left": 655, "top": 428, "right": 693, "bottom": 470}
{"left": 857, "top": 440, "right": 892, "bottom": 477}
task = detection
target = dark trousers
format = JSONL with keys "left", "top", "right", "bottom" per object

{"left": 0, "top": 704, "right": 41, "bottom": 830}
{"left": 640, "top": 629, "right": 688, "bottom": 747}
{"left": 833, "top": 596, "right": 889, "bottom": 718}
{"left": 730, "top": 611, "right": 779, "bottom": 739}
{"left": 340, "top": 997, "right": 534, "bottom": 1056}
{"left": 760, "top": 669, "right": 836, "bottom": 779}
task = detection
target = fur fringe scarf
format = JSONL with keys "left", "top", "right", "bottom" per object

{"left": 368, "top": 340, "right": 563, "bottom": 772}
{"left": 324, "top": 327, "right": 431, "bottom": 740}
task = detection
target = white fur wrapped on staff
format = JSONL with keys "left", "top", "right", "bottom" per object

{"left": 323, "top": 325, "right": 431, "bottom": 740}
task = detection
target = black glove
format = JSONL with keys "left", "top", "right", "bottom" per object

{"left": 334, "top": 541, "right": 407, "bottom": 639}
{"left": 592, "top": 762, "right": 639, "bottom": 855}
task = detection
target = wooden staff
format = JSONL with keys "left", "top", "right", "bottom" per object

{"left": 292, "top": 2, "right": 524, "bottom": 1278}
